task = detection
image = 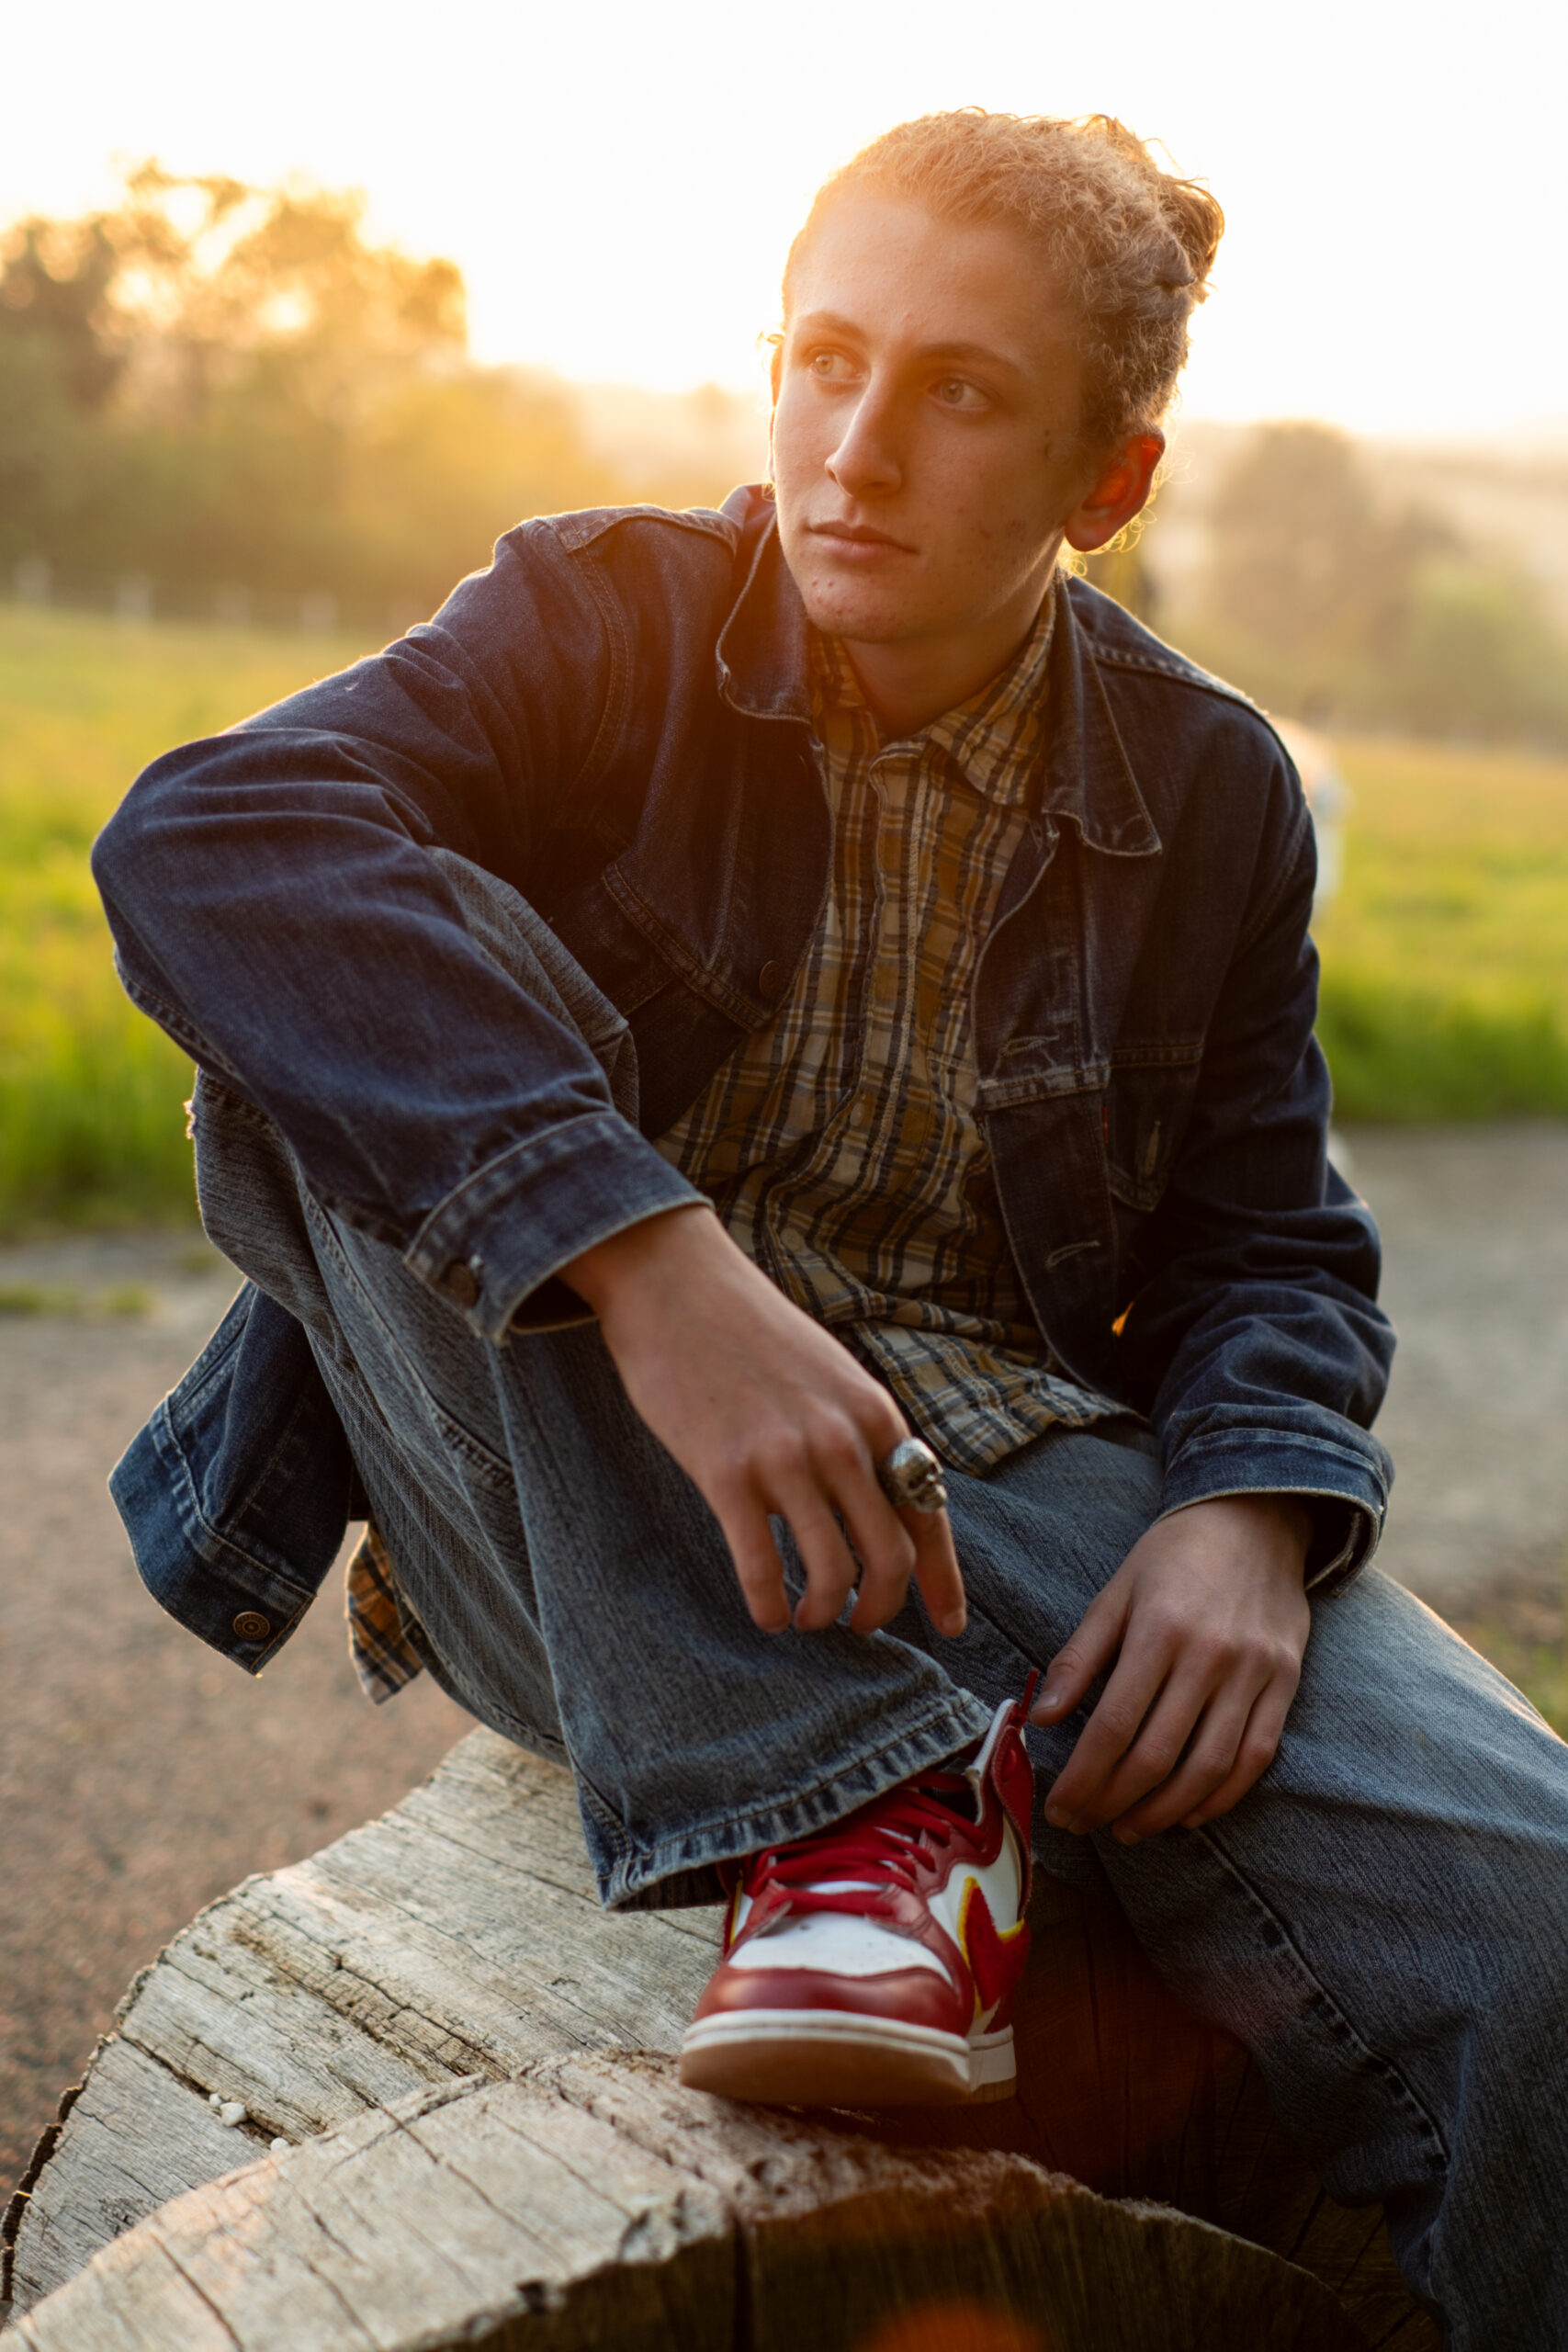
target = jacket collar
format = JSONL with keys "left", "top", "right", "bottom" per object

{"left": 715, "top": 490, "right": 815, "bottom": 726}
{"left": 1042, "top": 579, "right": 1162, "bottom": 858}
{"left": 716, "top": 492, "right": 1160, "bottom": 859}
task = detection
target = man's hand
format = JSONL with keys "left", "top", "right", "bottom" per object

{"left": 1031, "top": 1495, "right": 1312, "bottom": 1842}
{"left": 561, "top": 1206, "right": 966, "bottom": 1640}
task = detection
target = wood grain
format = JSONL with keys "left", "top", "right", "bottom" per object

{"left": 7, "top": 2056, "right": 1365, "bottom": 2352}
{"left": 3, "top": 1731, "right": 1439, "bottom": 2348}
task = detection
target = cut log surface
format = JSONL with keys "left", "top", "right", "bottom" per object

{"left": 3, "top": 1730, "right": 1439, "bottom": 2349}
{"left": 6, "top": 2054, "right": 1368, "bottom": 2352}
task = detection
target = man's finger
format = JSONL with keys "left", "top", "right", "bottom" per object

{"left": 716, "top": 1494, "right": 795, "bottom": 1634}
{"left": 1031, "top": 1583, "right": 1129, "bottom": 1727}
{"left": 1043, "top": 1634, "right": 1189, "bottom": 1829}
{"left": 773, "top": 1480, "right": 866, "bottom": 1632}
{"left": 836, "top": 1460, "right": 923, "bottom": 1632}
{"left": 1105, "top": 1684, "right": 1258, "bottom": 1843}
{"left": 1055, "top": 1665, "right": 1224, "bottom": 1832}
{"left": 900, "top": 1507, "right": 966, "bottom": 1637}
{"left": 1178, "top": 1675, "right": 1297, "bottom": 1830}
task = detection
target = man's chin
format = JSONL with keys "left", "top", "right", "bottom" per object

{"left": 792, "top": 574, "right": 926, "bottom": 647}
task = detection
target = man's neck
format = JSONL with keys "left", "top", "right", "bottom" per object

{"left": 839, "top": 575, "right": 1057, "bottom": 741}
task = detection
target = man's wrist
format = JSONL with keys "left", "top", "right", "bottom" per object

{"left": 560, "top": 1201, "right": 717, "bottom": 1317}
{"left": 1258, "top": 1493, "right": 1314, "bottom": 1562}
{"left": 1164, "top": 1491, "right": 1314, "bottom": 1577}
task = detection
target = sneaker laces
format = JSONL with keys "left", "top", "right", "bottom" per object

{"left": 739, "top": 1773, "right": 972, "bottom": 1937}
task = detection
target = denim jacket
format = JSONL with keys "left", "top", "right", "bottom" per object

{"left": 94, "top": 487, "right": 1394, "bottom": 1672}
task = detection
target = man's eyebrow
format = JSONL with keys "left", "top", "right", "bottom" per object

{"left": 792, "top": 311, "right": 1027, "bottom": 376}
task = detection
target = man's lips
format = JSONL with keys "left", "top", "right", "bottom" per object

{"left": 806, "top": 521, "right": 916, "bottom": 554}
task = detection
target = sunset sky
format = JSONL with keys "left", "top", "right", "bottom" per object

{"left": 7, "top": 0, "right": 1565, "bottom": 444}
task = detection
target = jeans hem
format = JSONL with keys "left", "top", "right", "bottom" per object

{"left": 596, "top": 1692, "right": 995, "bottom": 1912}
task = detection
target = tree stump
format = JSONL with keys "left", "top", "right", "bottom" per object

{"left": 2, "top": 1731, "right": 1438, "bottom": 2349}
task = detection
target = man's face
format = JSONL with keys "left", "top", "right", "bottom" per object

{"left": 772, "top": 188, "right": 1095, "bottom": 651}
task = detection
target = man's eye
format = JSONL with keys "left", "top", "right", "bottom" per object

{"left": 808, "top": 350, "right": 854, "bottom": 380}
{"left": 934, "top": 377, "right": 987, "bottom": 412}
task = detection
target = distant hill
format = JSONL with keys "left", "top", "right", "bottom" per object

{"left": 1151, "top": 417, "right": 1568, "bottom": 629}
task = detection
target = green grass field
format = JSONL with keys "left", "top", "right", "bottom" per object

{"left": 3, "top": 604, "right": 1567, "bottom": 1237}
{"left": 0, "top": 604, "right": 381, "bottom": 1234}
{"left": 1317, "top": 736, "right": 1568, "bottom": 1121}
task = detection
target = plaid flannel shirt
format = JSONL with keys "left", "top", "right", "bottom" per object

{"left": 657, "top": 586, "right": 1114, "bottom": 1469}
{"left": 347, "top": 583, "right": 1117, "bottom": 1702}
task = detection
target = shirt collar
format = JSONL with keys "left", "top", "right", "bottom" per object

{"left": 716, "top": 499, "right": 1158, "bottom": 859}
{"left": 808, "top": 581, "right": 1056, "bottom": 808}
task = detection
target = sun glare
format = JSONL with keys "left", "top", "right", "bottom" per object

{"left": 3, "top": 0, "right": 1565, "bottom": 441}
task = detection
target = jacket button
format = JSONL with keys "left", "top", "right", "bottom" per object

{"left": 233, "top": 1611, "right": 271, "bottom": 1642}
{"left": 445, "top": 1260, "right": 481, "bottom": 1307}
{"left": 758, "top": 960, "right": 784, "bottom": 1003}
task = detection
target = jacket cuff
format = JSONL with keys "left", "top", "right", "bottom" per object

{"left": 405, "top": 1109, "right": 710, "bottom": 1342}
{"left": 1155, "top": 1431, "right": 1389, "bottom": 1597}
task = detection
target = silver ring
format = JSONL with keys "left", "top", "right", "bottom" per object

{"left": 876, "top": 1437, "right": 949, "bottom": 1514}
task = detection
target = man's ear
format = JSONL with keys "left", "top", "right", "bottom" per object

{"left": 1063, "top": 433, "right": 1165, "bottom": 554}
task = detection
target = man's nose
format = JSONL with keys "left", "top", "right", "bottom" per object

{"left": 827, "top": 386, "right": 902, "bottom": 498}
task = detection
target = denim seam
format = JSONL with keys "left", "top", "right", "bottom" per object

{"left": 299, "top": 1192, "right": 518, "bottom": 1496}
{"left": 566, "top": 549, "right": 630, "bottom": 799}
{"left": 218, "top": 1359, "right": 334, "bottom": 1536}
{"left": 1153, "top": 1485, "right": 1378, "bottom": 1559}
{"left": 150, "top": 1398, "right": 316, "bottom": 1600}
{"left": 163, "top": 1295, "right": 251, "bottom": 1411}
{"left": 597, "top": 1696, "right": 993, "bottom": 1910}
{"left": 1167, "top": 1430, "right": 1387, "bottom": 1489}
{"left": 143, "top": 1402, "right": 315, "bottom": 1668}
{"left": 411, "top": 1115, "right": 617, "bottom": 1250}
{"left": 1235, "top": 797, "right": 1314, "bottom": 962}
{"left": 115, "top": 958, "right": 235, "bottom": 1080}
{"left": 546, "top": 503, "right": 735, "bottom": 557}
{"left": 1190, "top": 1818, "right": 1451, "bottom": 2179}
{"left": 406, "top": 1114, "right": 703, "bottom": 1334}
{"left": 1090, "top": 639, "right": 1269, "bottom": 722}
{"left": 603, "top": 861, "right": 769, "bottom": 1027}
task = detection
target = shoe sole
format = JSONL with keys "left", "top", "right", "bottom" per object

{"left": 678, "top": 2012, "right": 1015, "bottom": 2109}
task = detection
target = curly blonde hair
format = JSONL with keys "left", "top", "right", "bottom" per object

{"left": 785, "top": 110, "right": 1224, "bottom": 453}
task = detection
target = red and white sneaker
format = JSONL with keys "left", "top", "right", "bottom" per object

{"left": 678, "top": 1686, "right": 1034, "bottom": 2109}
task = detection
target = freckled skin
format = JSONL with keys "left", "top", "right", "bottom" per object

{"left": 770, "top": 189, "right": 1153, "bottom": 735}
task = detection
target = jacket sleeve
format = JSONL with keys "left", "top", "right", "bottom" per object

{"left": 91, "top": 524, "right": 705, "bottom": 1341}
{"left": 1116, "top": 765, "right": 1395, "bottom": 1588}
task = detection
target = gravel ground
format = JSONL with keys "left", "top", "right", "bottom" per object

{"left": 3, "top": 1124, "right": 1565, "bottom": 2196}
{"left": 0, "top": 1232, "right": 472, "bottom": 2195}
{"left": 1342, "top": 1125, "right": 1568, "bottom": 1604}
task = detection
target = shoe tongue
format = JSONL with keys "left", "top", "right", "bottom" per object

{"left": 914, "top": 1768, "right": 980, "bottom": 1826}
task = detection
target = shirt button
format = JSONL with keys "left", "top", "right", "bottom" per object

{"left": 233, "top": 1611, "right": 271, "bottom": 1642}
{"left": 758, "top": 960, "right": 784, "bottom": 1003}
{"left": 445, "top": 1260, "right": 481, "bottom": 1307}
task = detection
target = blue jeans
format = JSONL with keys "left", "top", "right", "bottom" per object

{"left": 194, "top": 862, "right": 1568, "bottom": 2350}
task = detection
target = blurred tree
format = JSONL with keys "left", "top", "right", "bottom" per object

{"left": 1179, "top": 418, "right": 1568, "bottom": 745}
{"left": 0, "top": 214, "right": 125, "bottom": 409}
{"left": 1397, "top": 561, "right": 1568, "bottom": 742}
{"left": 0, "top": 333, "right": 91, "bottom": 564}
{"left": 0, "top": 164, "right": 621, "bottom": 610}
{"left": 1204, "top": 422, "right": 1450, "bottom": 675}
{"left": 339, "top": 366, "right": 620, "bottom": 609}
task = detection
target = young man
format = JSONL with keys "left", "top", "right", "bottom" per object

{"left": 96, "top": 114, "right": 1568, "bottom": 2344}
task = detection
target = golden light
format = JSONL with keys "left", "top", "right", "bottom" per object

{"left": 4, "top": 0, "right": 1565, "bottom": 441}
